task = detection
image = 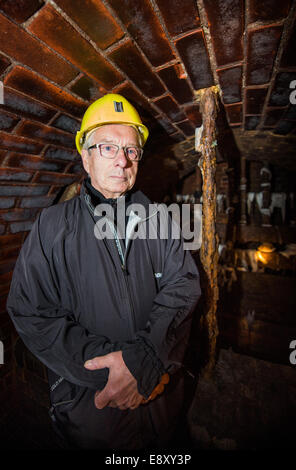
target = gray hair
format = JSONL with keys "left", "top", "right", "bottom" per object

{"left": 82, "top": 128, "right": 97, "bottom": 153}
{"left": 82, "top": 125, "right": 143, "bottom": 153}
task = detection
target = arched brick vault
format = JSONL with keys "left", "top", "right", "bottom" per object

{"left": 0, "top": 0, "right": 296, "bottom": 397}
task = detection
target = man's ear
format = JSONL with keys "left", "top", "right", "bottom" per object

{"left": 81, "top": 149, "right": 90, "bottom": 174}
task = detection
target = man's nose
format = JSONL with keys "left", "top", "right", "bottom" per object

{"left": 114, "top": 147, "right": 131, "bottom": 167}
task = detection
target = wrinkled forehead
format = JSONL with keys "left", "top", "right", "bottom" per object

{"left": 88, "top": 124, "right": 141, "bottom": 145}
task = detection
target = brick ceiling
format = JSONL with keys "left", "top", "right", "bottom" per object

{"left": 0, "top": 0, "right": 295, "bottom": 236}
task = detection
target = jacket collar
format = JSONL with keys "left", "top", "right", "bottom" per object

{"left": 80, "top": 177, "right": 153, "bottom": 217}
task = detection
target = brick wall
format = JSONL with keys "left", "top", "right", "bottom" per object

{"left": 0, "top": 0, "right": 294, "bottom": 237}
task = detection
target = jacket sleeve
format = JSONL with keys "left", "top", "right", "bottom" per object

{"left": 6, "top": 210, "right": 116, "bottom": 391}
{"left": 122, "top": 210, "right": 201, "bottom": 398}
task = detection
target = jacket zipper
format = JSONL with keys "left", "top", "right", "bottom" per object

{"left": 106, "top": 208, "right": 160, "bottom": 335}
{"left": 85, "top": 193, "right": 137, "bottom": 335}
{"left": 106, "top": 217, "right": 137, "bottom": 335}
{"left": 84, "top": 193, "right": 161, "bottom": 336}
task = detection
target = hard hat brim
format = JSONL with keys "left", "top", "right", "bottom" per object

{"left": 76, "top": 121, "right": 149, "bottom": 155}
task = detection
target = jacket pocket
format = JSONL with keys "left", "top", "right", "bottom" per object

{"left": 49, "top": 375, "right": 86, "bottom": 418}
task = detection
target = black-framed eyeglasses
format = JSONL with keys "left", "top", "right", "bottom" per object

{"left": 88, "top": 143, "right": 143, "bottom": 161}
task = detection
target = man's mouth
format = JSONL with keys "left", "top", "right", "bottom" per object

{"left": 110, "top": 175, "right": 127, "bottom": 180}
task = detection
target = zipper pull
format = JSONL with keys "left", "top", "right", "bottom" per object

{"left": 121, "top": 264, "right": 129, "bottom": 275}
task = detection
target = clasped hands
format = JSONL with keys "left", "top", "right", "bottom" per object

{"left": 84, "top": 350, "right": 144, "bottom": 410}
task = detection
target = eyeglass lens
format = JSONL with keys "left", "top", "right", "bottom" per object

{"left": 98, "top": 143, "right": 142, "bottom": 160}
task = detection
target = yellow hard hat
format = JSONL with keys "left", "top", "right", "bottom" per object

{"left": 75, "top": 93, "right": 149, "bottom": 154}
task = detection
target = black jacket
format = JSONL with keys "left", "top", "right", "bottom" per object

{"left": 7, "top": 180, "right": 201, "bottom": 449}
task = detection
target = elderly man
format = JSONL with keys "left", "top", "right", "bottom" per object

{"left": 7, "top": 94, "right": 201, "bottom": 450}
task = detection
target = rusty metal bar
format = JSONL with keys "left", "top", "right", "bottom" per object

{"left": 196, "top": 86, "right": 220, "bottom": 379}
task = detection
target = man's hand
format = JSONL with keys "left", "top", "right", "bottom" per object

{"left": 84, "top": 351, "right": 144, "bottom": 410}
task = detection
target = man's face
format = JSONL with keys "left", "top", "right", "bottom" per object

{"left": 81, "top": 124, "right": 140, "bottom": 199}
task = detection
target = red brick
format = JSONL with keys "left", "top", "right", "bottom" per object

{"left": 5, "top": 153, "right": 68, "bottom": 173}
{"left": 113, "top": 82, "right": 158, "bottom": 118}
{"left": 0, "top": 168, "right": 33, "bottom": 183}
{"left": 0, "top": 233, "right": 23, "bottom": 248}
{"left": 283, "top": 106, "right": 296, "bottom": 121}
{"left": 0, "top": 223, "right": 6, "bottom": 235}
{"left": 19, "top": 196, "right": 55, "bottom": 209}
{"left": 70, "top": 76, "right": 105, "bottom": 102}
{"left": 1, "top": 243, "right": 22, "bottom": 261}
{"left": 0, "top": 208, "right": 39, "bottom": 222}
{"left": 0, "top": 150, "right": 7, "bottom": 165}
{"left": 55, "top": 0, "right": 124, "bottom": 50}
{"left": 244, "top": 116, "right": 261, "bottom": 130}
{"left": 0, "top": 109, "right": 20, "bottom": 132}
{"left": 44, "top": 146, "right": 78, "bottom": 162}
{"left": 170, "top": 132, "right": 186, "bottom": 143}
{"left": 47, "top": 185, "right": 66, "bottom": 196}
{"left": 140, "top": 121, "right": 161, "bottom": 145}
{"left": 68, "top": 162, "right": 84, "bottom": 175}
{"left": 33, "top": 172, "right": 78, "bottom": 186}
{"left": 0, "top": 271, "right": 12, "bottom": 287}
{"left": 0, "top": 198, "right": 15, "bottom": 209}
{"left": 158, "top": 65, "right": 193, "bottom": 105}
{"left": 0, "top": 257, "right": 17, "bottom": 275}
{"left": 0, "top": 130, "right": 44, "bottom": 155}
{"left": 156, "top": 0, "right": 200, "bottom": 36}
{"left": 108, "top": 0, "right": 174, "bottom": 67}
{"left": 29, "top": 4, "right": 123, "bottom": 89}
{"left": 15, "top": 121, "right": 75, "bottom": 149}
{"left": 0, "top": 0, "right": 44, "bottom": 23}
{"left": 281, "top": 17, "right": 296, "bottom": 68}
{"left": 184, "top": 104, "right": 202, "bottom": 127}
{"left": 51, "top": 114, "right": 80, "bottom": 134}
{"left": 0, "top": 184, "right": 50, "bottom": 197}
{"left": 248, "top": 0, "right": 291, "bottom": 23}
{"left": 0, "top": 53, "right": 10, "bottom": 75}
{"left": 273, "top": 120, "right": 295, "bottom": 135}
{"left": 264, "top": 108, "right": 285, "bottom": 126}
{"left": 157, "top": 117, "right": 176, "bottom": 134}
{"left": 203, "top": 0, "right": 244, "bottom": 66}
{"left": 153, "top": 95, "right": 186, "bottom": 122}
{"left": 217, "top": 66, "right": 242, "bottom": 104}
{"left": 176, "top": 120, "right": 195, "bottom": 136}
{"left": 247, "top": 26, "right": 282, "bottom": 86}
{"left": 108, "top": 41, "right": 165, "bottom": 98}
{"left": 225, "top": 103, "right": 243, "bottom": 123}
{"left": 4, "top": 66, "right": 87, "bottom": 118}
{"left": 0, "top": 13, "right": 77, "bottom": 86}
{"left": 10, "top": 220, "right": 34, "bottom": 234}
{"left": 146, "top": 115, "right": 167, "bottom": 135}
{"left": 2, "top": 87, "right": 57, "bottom": 124}
{"left": 246, "top": 88, "right": 268, "bottom": 114}
{"left": 175, "top": 31, "right": 213, "bottom": 90}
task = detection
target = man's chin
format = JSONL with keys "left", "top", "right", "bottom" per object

{"left": 104, "top": 183, "right": 130, "bottom": 198}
